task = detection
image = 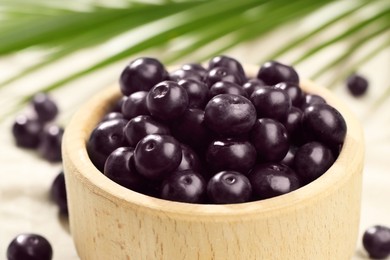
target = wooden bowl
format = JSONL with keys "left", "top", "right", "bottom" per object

{"left": 62, "top": 66, "right": 364, "bottom": 260}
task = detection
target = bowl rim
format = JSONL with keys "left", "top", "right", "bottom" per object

{"left": 62, "top": 65, "right": 365, "bottom": 220}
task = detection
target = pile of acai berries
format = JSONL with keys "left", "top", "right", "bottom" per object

{"left": 87, "top": 56, "right": 347, "bottom": 204}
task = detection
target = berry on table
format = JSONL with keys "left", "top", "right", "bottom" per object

{"left": 7, "top": 233, "right": 53, "bottom": 260}
{"left": 12, "top": 114, "right": 42, "bottom": 149}
{"left": 346, "top": 73, "right": 368, "bottom": 97}
{"left": 50, "top": 171, "right": 68, "bottom": 215}
{"left": 363, "top": 225, "right": 390, "bottom": 259}
{"left": 32, "top": 93, "right": 59, "bottom": 123}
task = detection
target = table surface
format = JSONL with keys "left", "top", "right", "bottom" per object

{"left": 1, "top": 2, "right": 390, "bottom": 259}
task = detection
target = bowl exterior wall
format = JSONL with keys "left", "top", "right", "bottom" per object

{"left": 63, "top": 155, "right": 362, "bottom": 260}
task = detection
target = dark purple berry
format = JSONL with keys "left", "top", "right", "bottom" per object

{"left": 206, "top": 139, "right": 256, "bottom": 174}
{"left": 302, "top": 103, "right": 347, "bottom": 145}
{"left": 146, "top": 81, "right": 189, "bottom": 122}
{"left": 38, "top": 124, "right": 63, "bottom": 162}
{"left": 87, "top": 119, "right": 128, "bottom": 171}
{"left": 124, "top": 115, "right": 170, "bottom": 147}
{"left": 250, "top": 87, "right": 291, "bottom": 121}
{"left": 209, "top": 81, "right": 247, "bottom": 98}
{"left": 50, "top": 171, "right": 68, "bottom": 214}
{"left": 101, "top": 112, "right": 124, "bottom": 122}
{"left": 250, "top": 118, "right": 289, "bottom": 162}
{"left": 283, "top": 107, "right": 303, "bottom": 137}
{"left": 32, "top": 93, "right": 58, "bottom": 122}
{"left": 161, "top": 170, "right": 206, "bottom": 203}
{"left": 249, "top": 163, "right": 300, "bottom": 199}
{"left": 274, "top": 82, "right": 303, "bottom": 107}
{"left": 257, "top": 60, "right": 299, "bottom": 85}
{"left": 280, "top": 146, "right": 297, "bottom": 168}
{"left": 363, "top": 225, "right": 390, "bottom": 259}
{"left": 204, "top": 94, "right": 256, "bottom": 137}
{"left": 134, "top": 134, "right": 182, "bottom": 181}
{"left": 176, "top": 144, "right": 202, "bottom": 172}
{"left": 208, "top": 55, "right": 246, "bottom": 84}
{"left": 205, "top": 67, "right": 241, "bottom": 87}
{"left": 346, "top": 73, "right": 368, "bottom": 97}
{"left": 171, "top": 108, "right": 210, "bottom": 151}
{"left": 294, "top": 141, "right": 334, "bottom": 183}
{"left": 181, "top": 63, "right": 207, "bottom": 79}
{"left": 119, "top": 57, "right": 167, "bottom": 96}
{"left": 242, "top": 78, "right": 267, "bottom": 96}
{"left": 178, "top": 79, "right": 209, "bottom": 109}
{"left": 104, "top": 147, "right": 147, "bottom": 192}
{"left": 169, "top": 68, "right": 203, "bottom": 82}
{"left": 7, "top": 233, "right": 53, "bottom": 260}
{"left": 121, "top": 91, "right": 149, "bottom": 119}
{"left": 300, "top": 94, "right": 326, "bottom": 110}
{"left": 112, "top": 96, "right": 128, "bottom": 113}
{"left": 207, "top": 171, "right": 252, "bottom": 204}
{"left": 12, "top": 115, "right": 42, "bottom": 149}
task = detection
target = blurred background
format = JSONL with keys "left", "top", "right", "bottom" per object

{"left": 0, "top": 0, "right": 389, "bottom": 259}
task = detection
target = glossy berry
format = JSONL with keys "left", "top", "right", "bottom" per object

{"left": 250, "top": 118, "right": 289, "bottom": 162}
{"left": 250, "top": 87, "right": 291, "bottom": 121}
{"left": 101, "top": 112, "right": 124, "bottom": 122}
{"left": 124, "top": 115, "right": 170, "bottom": 147}
{"left": 178, "top": 79, "right": 209, "bottom": 109}
{"left": 87, "top": 119, "right": 128, "bottom": 171}
{"left": 300, "top": 94, "right": 326, "bottom": 110}
{"left": 171, "top": 108, "right": 210, "bottom": 151}
{"left": 363, "top": 225, "right": 390, "bottom": 259}
{"left": 207, "top": 171, "right": 252, "bottom": 204}
{"left": 205, "top": 67, "right": 241, "bottom": 87}
{"left": 302, "top": 103, "right": 347, "bottom": 145}
{"left": 346, "top": 73, "right": 368, "bottom": 97}
{"left": 7, "top": 233, "right": 53, "bottom": 260}
{"left": 146, "top": 81, "right": 189, "bottom": 122}
{"left": 204, "top": 94, "right": 256, "bottom": 137}
{"left": 274, "top": 82, "right": 303, "bottom": 107}
{"left": 181, "top": 63, "right": 207, "bottom": 79}
{"left": 294, "top": 141, "right": 334, "bottom": 183}
{"left": 283, "top": 107, "right": 303, "bottom": 137}
{"left": 280, "top": 146, "right": 297, "bottom": 167}
{"left": 176, "top": 144, "right": 202, "bottom": 172}
{"left": 104, "top": 147, "right": 146, "bottom": 192}
{"left": 112, "top": 96, "right": 128, "bottom": 113}
{"left": 121, "top": 91, "right": 149, "bottom": 119}
{"left": 32, "top": 93, "right": 58, "bottom": 123}
{"left": 50, "top": 171, "right": 68, "bottom": 214}
{"left": 208, "top": 55, "right": 246, "bottom": 84}
{"left": 120, "top": 57, "right": 167, "bottom": 96}
{"left": 206, "top": 139, "right": 256, "bottom": 174}
{"left": 134, "top": 134, "right": 182, "bottom": 181}
{"left": 209, "top": 81, "right": 247, "bottom": 98}
{"left": 38, "top": 124, "right": 63, "bottom": 162}
{"left": 12, "top": 115, "right": 42, "bottom": 149}
{"left": 169, "top": 68, "right": 203, "bottom": 82}
{"left": 257, "top": 60, "right": 299, "bottom": 85}
{"left": 242, "top": 78, "right": 266, "bottom": 96}
{"left": 249, "top": 163, "right": 300, "bottom": 199}
{"left": 161, "top": 170, "right": 206, "bottom": 203}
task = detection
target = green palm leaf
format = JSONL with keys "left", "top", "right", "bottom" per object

{"left": 0, "top": 0, "right": 389, "bottom": 121}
